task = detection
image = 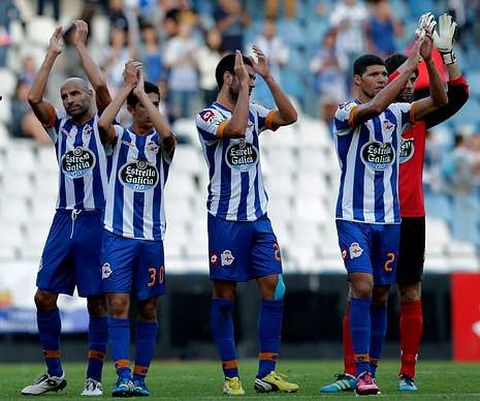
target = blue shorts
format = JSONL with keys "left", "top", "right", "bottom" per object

{"left": 208, "top": 213, "right": 283, "bottom": 282}
{"left": 36, "top": 209, "right": 103, "bottom": 297}
{"left": 100, "top": 230, "right": 166, "bottom": 300}
{"left": 336, "top": 220, "right": 400, "bottom": 286}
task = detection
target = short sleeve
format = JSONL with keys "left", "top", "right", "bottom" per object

{"left": 391, "top": 102, "right": 413, "bottom": 130}
{"left": 196, "top": 108, "right": 229, "bottom": 141}
{"left": 44, "top": 109, "right": 63, "bottom": 143}
{"left": 333, "top": 101, "right": 358, "bottom": 135}
{"left": 254, "top": 103, "right": 278, "bottom": 133}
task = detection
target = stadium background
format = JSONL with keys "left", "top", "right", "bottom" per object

{"left": 0, "top": 0, "right": 479, "bottom": 362}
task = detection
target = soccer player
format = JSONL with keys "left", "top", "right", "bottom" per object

{"left": 389, "top": 13, "right": 469, "bottom": 391}
{"left": 195, "top": 48, "right": 299, "bottom": 396}
{"left": 320, "top": 13, "right": 468, "bottom": 394}
{"left": 320, "top": 21, "right": 447, "bottom": 395}
{"left": 97, "top": 61, "right": 176, "bottom": 397}
{"left": 21, "top": 21, "right": 112, "bottom": 396}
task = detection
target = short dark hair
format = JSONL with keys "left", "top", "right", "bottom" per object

{"left": 127, "top": 81, "right": 160, "bottom": 107}
{"left": 353, "top": 54, "right": 385, "bottom": 76}
{"left": 385, "top": 53, "right": 419, "bottom": 80}
{"left": 215, "top": 53, "right": 254, "bottom": 89}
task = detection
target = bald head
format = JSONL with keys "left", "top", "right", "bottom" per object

{"left": 61, "top": 77, "right": 90, "bottom": 92}
{"left": 60, "top": 77, "right": 93, "bottom": 120}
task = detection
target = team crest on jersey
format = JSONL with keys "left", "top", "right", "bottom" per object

{"left": 119, "top": 159, "right": 159, "bottom": 192}
{"left": 399, "top": 138, "right": 414, "bottom": 163}
{"left": 61, "top": 146, "right": 96, "bottom": 178}
{"left": 146, "top": 141, "right": 159, "bottom": 154}
{"left": 101, "top": 263, "right": 112, "bottom": 279}
{"left": 200, "top": 110, "right": 223, "bottom": 126}
{"left": 383, "top": 119, "right": 395, "bottom": 133}
{"left": 82, "top": 124, "right": 93, "bottom": 137}
{"left": 361, "top": 141, "right": 395, "bottom": 171}
{"left": 349, "top": 242, "right": 363, "bottom": 259}
{"left": 225, "top": 139, "right": 259, "bottom": 172}
{"left": 221, "top": 250, "right": 235, "bottom": 266}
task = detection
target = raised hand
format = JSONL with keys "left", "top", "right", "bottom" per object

{"left": 420, "top": 32, "right": 434, "bottom": 62}
{"left": 433, "top": 13, "right": 458, "bottom": 64}
{"left": 234, "top": 50, "right": 250, "bottom": 86}
{"left": 48, "top": 26, "right": 64, "bottom": 55}
{"left": 133, "top": 65, "right": 145, "bottom": 96}
{"left": 407, "top": 34, "right": 424, "bottom": 69}
{"left": 251, "top": 45, "right": 270, "bottom": 78}
{"left": 72, "top": 19, "right": 89, "bottom": 47}
{"left": 123, "top": 60, "right": 142, "bottom": 89}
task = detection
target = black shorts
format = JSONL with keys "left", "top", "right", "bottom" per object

{"left": 397, "top": 216, "right": 425, "bottom": 287}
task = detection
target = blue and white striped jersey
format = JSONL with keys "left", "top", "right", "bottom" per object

{"left": 103, "top": 126, "right": 172, "bottom": 241}
{"left": 333, "top": 100, "right": 413, "bottom": 224}
{"left": 46, "top": 112, "right": 108, "bottom": 211}
{"left": 196, "top": 102, "right": 277, "bottom": 222}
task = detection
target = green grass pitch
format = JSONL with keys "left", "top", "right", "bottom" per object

{"left": 3, "top": 360, "right": 480, "bottom": 400}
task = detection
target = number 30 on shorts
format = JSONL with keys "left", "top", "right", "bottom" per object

{"left": 384, "top": 252, "right": 395, "bottom": 272}
{"left": 148, "top": 266, "right": 165, "bottom": 287}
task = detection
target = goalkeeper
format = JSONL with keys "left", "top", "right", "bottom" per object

{"left": 320, "top": 12, "right": 469, "bottom": 394}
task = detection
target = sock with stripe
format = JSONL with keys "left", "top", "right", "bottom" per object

{"left": 369, "top": 303, "right": 387, "bottom": 377}
{"left": 257, "top": 299, "right": 283, "bottom": 379}
{"left": 133, "top": 320, "right": 159, "bottom": 383}
{"left": 399, "top": 300, "right": 423, "bottom": 378}
{"left": 86, "top": 316, "right": 108, "bottom": 382}
{"left": 349, "top": 297, "right": 371, "bottom": 377}
{"left": 342, "top": 300, "right": 355, "bottom": 376}
{"left": 210, "top": 299, "right": 239, "bottom": 378}
{"left": 37, "top": 308, "right": 63, "bottom": 377}
{"left": 109, "top": 317, "right": 131, "bottom": 379}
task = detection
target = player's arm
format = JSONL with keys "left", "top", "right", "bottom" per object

{"left": 411, "top": 33, "right": 448, "bottom": 121}
{"left": 97, "top": 60, "right": 139, "bottom": 144}
{"left": 350, "top": 37, "right": 423, "bottom": 126}
{"left": 27, "top": 26, "right": 63, "bottom": 128}
{"left": 71, "top": 20, "right": 112, "bottom": 112}
{"left": 133, "top": 67, "right": 176, "bottom": 160}
{"left": 424, "top": 13, "right": 469, "bottom": 128}
{"left": 219, "top": 50, "right": 251, "bottom": 138}
{"left": 251, "top": 45, "right": 297, "bottom": 129}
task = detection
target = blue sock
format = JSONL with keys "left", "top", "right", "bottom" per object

{"left": 37, "top": 308, "right": 63, "bottom": 377}
{"left": 369, "top": 304, "right": 387, "bottom": 377}
{"left": 210, "top": 299, "right": 238, "bottom": 378}
{"left": 133, "top": 321, "right": 159, "bottom": 383}
{"left": 86, "top": 316, "right": 108, "bottom": 382}
{"left": 349, "top": 297, "right": 371, "bottom": 377}
{"left": 257, "top": 299, "right": 283, "bottom": 379}
{"left": 109, "top": 317, "right": 131, "bottom": 379}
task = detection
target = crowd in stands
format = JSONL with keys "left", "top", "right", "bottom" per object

{"left": 0, "top": 0, "right": 479, "bottom": 250}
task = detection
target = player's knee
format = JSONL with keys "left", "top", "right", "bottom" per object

{"left": 107, "top": 295, "right": 129, "bottom": 318}
{"left": 273, "top": 274, "right": 286, "bottom": 300}
{"left": 399, "top": 284, "right": 421, "bottom": 303}
{"left": 34, "top": 289, "right": 57, "bottom": 310}
{"left": 350, "top": 281, "right": 373, "bottom": 299}
{"left": 138, "top": 299, "right": 158, "bottom": 321}
{"left": 87, "top": 295, "right": 107, "bottom": 317}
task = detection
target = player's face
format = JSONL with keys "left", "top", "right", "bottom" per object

{"left": 60, "top": 82, "right": 92, "bottom": 119}
{"left": 229, "top": 65, "right": 256, "bottom": 99}
{"left": 355, "top": 65, "right": 388, "bottom": 99}
{"left": 130, "top": 92, "right": 160, "bottom": 129}
{"left": 398, "top": 72, "right": 417, "bottom": 103}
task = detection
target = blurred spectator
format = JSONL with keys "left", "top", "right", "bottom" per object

{"left": 18, "top": 55, "right": 37, "bottom": 86}
{"left": 0, "top": 0, "right": 21, "bottom": 67}
{"left": 162, "top": 8, "right": 180, "bottom": 40}
{"left": 37, "top": 0, "right": 60, "bottom": 21}
{"left": 9, "top": 78, "right": 50, "bottom": 144}
{"left": 214, "top": 0, "right": 250, "bottom": 53}
{"left": 137, "top": 23, "right": 165, "bottom": 86}
{"left": 265, "top": 0, "right": 296, "bottom": 19}
{"left": 365, "top": 0, "right": 403, "bottom": 58}
{"left": 108, "top": 0, "right": 129, "bottom": 32}
{"left": 310, "top": 30, "right": 347, "bottom": 126}
{"left": 330, "top": 0, "right": 369, "bottom": 90}
{"left": 442, "top": 133, "right": 480, "bottom": 245}
{"left": 102, "top": 26, "right": 133, "bottom": 91}
{"left": 197, "top": 28, "right": 222, "bottom": 106}
{"left": 250, "top": 18, "right": 288, "bottom": 107}
{"left": 164, "top": 20, "right": 199, "bottom": 121}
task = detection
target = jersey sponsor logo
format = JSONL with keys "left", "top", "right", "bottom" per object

{"left": 399, "top": 138, "right": 414, "bottom": 163}
{"left": 361, "top": 141, "right": 395, "bottom": 171}
{"left": 225, "top": 138, "right": 259, "bottom": 172}
{"left": 119, "top": 159, "right": 159, "bottom": 192}
{"left": 61, "top": 146, "right": 96, "bottom": 178}
{"left": 221, "top": 250, "right": 235, "bottom": 266}
{"left": 101, "top": 262, "right": 112, "bottom": 279}
{"left": 349, "top": 242, "right": 363, "bottom": 259}
{"left": 200, "top": 110, "right": 223, "bottom": 126}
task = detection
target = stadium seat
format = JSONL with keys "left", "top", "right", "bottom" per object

{"left": 0, "top": 97, "right": 12, "bottom": 123}
{"left": 0, "top": 69, "right": 17, "bottom": 97}
{"left": 26, "top": 16, "right": 57, "bottom": 47}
